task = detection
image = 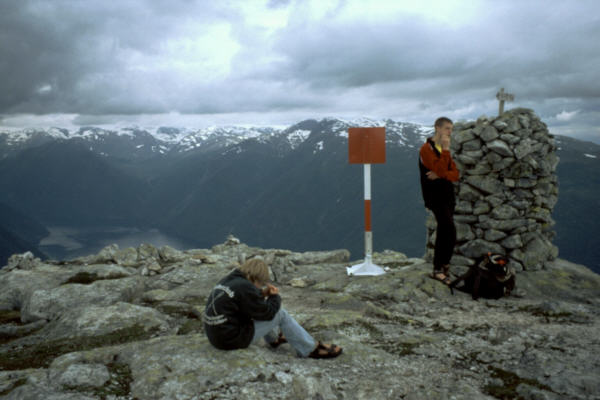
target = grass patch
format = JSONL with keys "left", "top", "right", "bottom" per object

{"left": 0, "top": 324, "right": 155, "bottom": 371}
{"left": 0, "top": 310, "right": 21, "bottom": 325}
{"left": 155, "top": 304, "right": 201, "bottom": 320}
{"left": 62, "top": 272, "right": 129, "bottom": 285}
{"left": 0, "top": 310, "right": 40, "bottom": 346}
{"left": 516, "top": 305, "right": 587, "bottom": 324}
{"left": 177, "top": 319, "right": 204, "bottom": 335}
{"left": 518, "top": 305, "right": 571, "bottom": 318}
{"left": 484, "top": 366, "right": 554, "bottom": 399}
{"left": 0, "top": 377, "right": 27, "bottom": 396}
{"left": 60, "top": 361, "right": 134, "bottom": 399}
{"left": 63, "top": 272, "right": 102, "bottom": 285}
{"left": 102, "top": 361, "right": 133, "bottom": 397}
{"left": 373, "top": 340, "right": 421, "bottom": 356}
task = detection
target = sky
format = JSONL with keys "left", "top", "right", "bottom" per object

{"left": 1, "top": 0, "right": 599, "bottom": 142}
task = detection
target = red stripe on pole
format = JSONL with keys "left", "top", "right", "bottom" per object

{"left": 364, "top": 199, "right": 372, "bottom": 232}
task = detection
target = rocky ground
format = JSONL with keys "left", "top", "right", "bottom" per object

{"left": 1, "top": 237, "right": 599, "bottom": 400}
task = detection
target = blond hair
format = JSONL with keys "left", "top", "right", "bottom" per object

{"left": 239, "top": 258, "right": 270, "bottom": 284}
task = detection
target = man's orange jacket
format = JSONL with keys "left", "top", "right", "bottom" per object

{"left": 418, "top": 138, "right": 460, "bottom": 210}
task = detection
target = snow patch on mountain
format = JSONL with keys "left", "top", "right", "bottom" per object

{"left": 313, "top": 141, "right": 324, "bottom": 153}
{"left": 287, "top": 130, "right": 311, "bottom": 149}
{"left": 0, "top": 118, "right": 438, "bottom": 158}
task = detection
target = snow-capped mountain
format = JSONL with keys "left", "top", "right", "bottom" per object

{"left": 0, "top": 118, "right": 433, "bottom": 161}
{"left": 0, "top": 117, "right": 598, "bottom": 272}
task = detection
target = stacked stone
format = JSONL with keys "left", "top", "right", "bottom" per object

{"left": 425, "top": 108, "right": 559, "bottom": 271}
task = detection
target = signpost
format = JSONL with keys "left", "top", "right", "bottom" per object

{"left": 346, "top": 127, "right": 386, "bottom": 276}
{"left": 496, "top": 87, "right": 514, "bottom": 116}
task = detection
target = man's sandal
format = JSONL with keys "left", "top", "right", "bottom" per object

{"left": 442, "top": 264, "right": 451, "bottom": 277}
{"left": 308, "top": 341, "right": 343, "bottom": 359}
{"left": 269, "top": 332, "right": 287, "bottom": 348}
{"left": 430, "top": 272, "right": 452, "bottom": 285}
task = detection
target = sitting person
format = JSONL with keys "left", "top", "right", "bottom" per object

{"left": 203, "top": 258, "right": 342, "bottom": 359}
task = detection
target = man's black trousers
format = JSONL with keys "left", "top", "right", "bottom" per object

{"left": 430, "top": 204, "right": 456, "bottom": 272}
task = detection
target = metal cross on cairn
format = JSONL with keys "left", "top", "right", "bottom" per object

{"left": 496, "top": 87, "right": 514, "bottom": 116}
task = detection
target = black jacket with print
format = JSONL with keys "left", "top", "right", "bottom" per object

{"left": 203, "top": 268, "right": 281, "bottom": 350}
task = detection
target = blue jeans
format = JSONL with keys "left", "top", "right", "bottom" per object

{"left": 252, "top": 307, "right": 316, "bottom": 357}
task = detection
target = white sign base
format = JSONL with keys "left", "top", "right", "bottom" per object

{"left": 346, "top": 258, "right": 386, "bottom": 276}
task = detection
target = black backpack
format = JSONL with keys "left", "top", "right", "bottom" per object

{"left": 449, "top": 253, "right": 516, "bottom": 300}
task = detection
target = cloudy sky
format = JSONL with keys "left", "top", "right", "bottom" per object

{"left": 1, "top": 0, "right": 599, "bottom": 142}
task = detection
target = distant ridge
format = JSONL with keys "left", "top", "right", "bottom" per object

{"left": 0, "top": 116, "right": 598, "bottom": 273}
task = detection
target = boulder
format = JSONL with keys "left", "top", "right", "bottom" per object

{"left": 43, "top": 302, "right": 172, "bottom": 340}
{"left": 93, "top": 244, "right": 119, "bottom": 264}
{"left": 20, "top": 276, "right": 146, "bottom": 323}
{"left": 138, "top": 243, "right": 160, "bottom": 262}
{"left": 501, "top": 234, "right": 524, "bottom": 249}
{"left": 461, "top": 139, "right": 483, "bottom": 151}
{"left": 480, "top": 125, "right": 499, "bottom": 142}
{"left": 0, "top": 266, "right": 75, "bottom": 312}
{"left": 453, "top": 129, "right": 475, "bottom": 144}
{"left": 514, "top": 138, "right": 536, "bottom": 160}
{"left": 490, "top": 204, "right": 520, "bottom": 220}
{"left": 455, "top": 222, "right": 475, "bottom": 242}
{"left": 487, "top": 139, "right": 513, "bottom": 157}
{"left": 289, "top": 249, "right": 350, "bottom": 265}
{"left": 159, "top": 245, "right": 187, "bottom": 263}
{"left": 113, "top": 247, "right": 139, "bottom": 267}
{"left": 56, "top": 363, "right": 110, "bottom": 389}
{"left": 458, "top": 239, "right": 505, "bottom": 258}
{"left": 5, "top": 252, "right": 42, "bottom": 271}
{"left": 484, "top": 229, "right": 508, "bottom": 242}
{"left": 464, "top": 176, "right": 504, "bottom": 195}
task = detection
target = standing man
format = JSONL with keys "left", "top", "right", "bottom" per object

{"left": 418, "top": 117, "right": 460, "bottom": 284}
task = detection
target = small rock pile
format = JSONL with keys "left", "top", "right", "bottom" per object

{"left": 425, "top": 108, "right": 559, "bottom": 271}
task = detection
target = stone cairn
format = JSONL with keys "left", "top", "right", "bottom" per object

{"left": 425, "top": 108, "right": 559, "bottom": 271}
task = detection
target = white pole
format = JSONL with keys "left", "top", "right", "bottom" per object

{"left": 364, "top": 164, "right": 372, "bottom": 263}
{"left": 346, "top": 163, "right": 385, "bottom": 276}
{"left": 364, "top": 164, "right": 371, "bottom": 199}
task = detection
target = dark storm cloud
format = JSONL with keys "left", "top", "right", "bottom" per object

{"left": 0, "top": 0, "right": 239, "bottom": 115}
{"left": 228, "top": 0, "right": 598, "bottom": 136}
{"left": 0, "top": 0, "right": 599, "bottom": 142}
{"left": 264, "top": 2, "right": 600, "bottom": 103}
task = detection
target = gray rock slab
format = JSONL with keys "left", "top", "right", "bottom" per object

{"left": 490, "top": 204, "right": 520, "bottom": 220}
{"left": 20, "top": 276, "right": 146, "bottom": 323}
{"left": 57, "top": 363, "right": 110, "bottom": 388}
{"left": 1, "top": 236, "right": 598, "bottom": 400}
{"left": 480, "top": 125, "right": 499, "bottom": 142}
{"left": 43, "top": 301, "right": 172, "bottom": 340}
{"left": 464, "top": 175, "right": 504, "bottom": 195}
{"left": 289, "top": 249, "right": 350, "bottom": 265}
{"left": 458, "top": 239, "right": 505, "bottom": 258}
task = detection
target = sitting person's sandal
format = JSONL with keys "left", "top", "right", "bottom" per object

{"left": 308, "top": 341, "right": 343, "bottom": 359}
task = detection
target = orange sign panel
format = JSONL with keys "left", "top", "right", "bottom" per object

{"left": 348, "top": 127, "right": 386, "bottom": 164}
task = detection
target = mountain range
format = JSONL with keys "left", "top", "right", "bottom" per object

{"left": 1, "top": 117, "right": 598, "bottom": 273}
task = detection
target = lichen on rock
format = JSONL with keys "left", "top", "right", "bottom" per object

{"left": 0, "top": 235, "right": 598, "bottom": 399}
